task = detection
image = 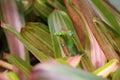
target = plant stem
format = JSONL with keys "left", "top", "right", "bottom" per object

{"left": 0, "top": 0, "right": 25, "bottom": 60}
{"left": 0, "top": 0, "right": 26, "bottom": 80}
{"left": 0, "top": 60, "right": 14, "bottom": 71}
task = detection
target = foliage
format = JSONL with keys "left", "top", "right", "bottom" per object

{"left": 0, "top": 0, "right": 120, "bottom": 80}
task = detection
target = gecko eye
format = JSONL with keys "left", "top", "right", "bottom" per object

{"left": 68, "top": 31, "right": 73, "bottom": 36}
{"left": 61, "top": 43, "right": 65, "bottom": 47}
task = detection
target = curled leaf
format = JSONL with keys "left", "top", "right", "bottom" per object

{"left": 30, "top": 63, "right": 106, "bottom": 80}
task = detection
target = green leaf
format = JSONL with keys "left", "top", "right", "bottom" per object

{"left": 93, "top": 17, "right": 120, "bottom": 60}
{"left": 93, "top": 59, "right": 119, "bottom": 78}
{"left": 91, "top": 0, "right": 120, "bottom": 37}
{"left": 31, "top": 63, "right": 106, "bottom": 80}
{"left": 47, "top": 0, "right": 66, "bottom": 12}
{"left": 48, "top": 10, "right": 83, "bottom": 58}
{"left": 6, "top": 54, "right": 32, "bottom": 77}
{"left": 21, "top": 0, "right": 34, "bottom": 15}
{"left": 56, "top": 58, "right": 70, "bottom": 65}
{"left": 1, "top": 23, "right": 50, "bottom": 62}
{"left": 21, "top": 22, "right": 54, "bottom": 57}
{"left": 33, "top": 0, "right": 53, "bottom": 21}
{"left": 112, "top": 66, "right": 120, "bottom": 80}
{"left": 7, "top": 71, "right": 20, "bottom": 80}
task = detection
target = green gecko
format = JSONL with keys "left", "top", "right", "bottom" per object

{"left": 54, "top": 30, "right": 79, "bottom": 56}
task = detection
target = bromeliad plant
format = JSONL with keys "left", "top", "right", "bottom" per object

{"left": 0, "top": 0, "right": 120, "bottom": 80}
